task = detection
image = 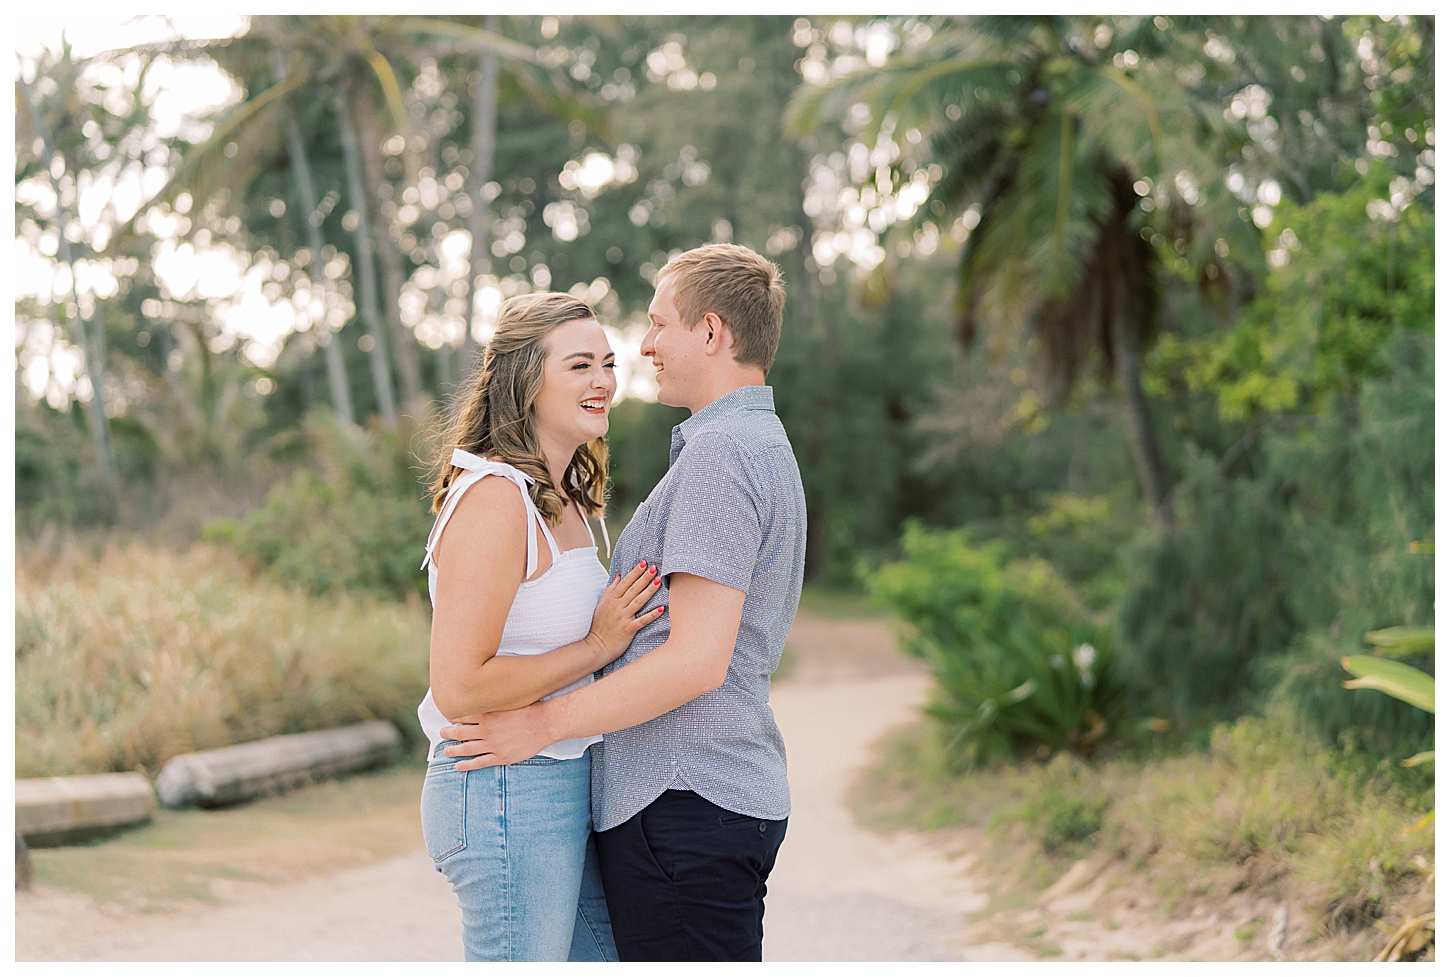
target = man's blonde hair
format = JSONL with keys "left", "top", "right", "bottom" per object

{"left": 655, "top": 244, "right": 786, "bottom": 373}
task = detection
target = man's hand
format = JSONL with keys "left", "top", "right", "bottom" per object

{"left": 440, "top": 703, "right": 551, "bottom": 771}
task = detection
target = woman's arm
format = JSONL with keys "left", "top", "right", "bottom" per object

{"left": 428, "top": 476, "right": 657, "bottom": 719}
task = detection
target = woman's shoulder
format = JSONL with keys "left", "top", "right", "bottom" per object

{"left": 431, "top": 470, "right": 530, "bottom": 562}
{"left": 448, "top": 470, "right": 529, "bottom": 522}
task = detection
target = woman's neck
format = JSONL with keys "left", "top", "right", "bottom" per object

{"left": 538, "top": 436, "right": 579, "bottom": 495}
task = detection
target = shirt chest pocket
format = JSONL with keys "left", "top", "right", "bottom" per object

{"left": 616, "top": 499, "right": 663, "bottom": 568}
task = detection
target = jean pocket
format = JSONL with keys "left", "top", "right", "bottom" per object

{"left": 420, "top": 763, "right": 467, "bottom": 862}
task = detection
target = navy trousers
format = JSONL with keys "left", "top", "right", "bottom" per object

{"left": 595, "top": 789, "right": 788, "bottom": 961}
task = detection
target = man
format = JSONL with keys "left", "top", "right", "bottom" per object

{"left": 440, "top": 243, "right": 807, "bottom": 961}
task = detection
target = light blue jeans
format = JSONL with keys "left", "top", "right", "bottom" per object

{"left": 420, "top": 742, "right": 618, "bottom": 962}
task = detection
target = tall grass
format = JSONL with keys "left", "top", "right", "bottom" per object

{"left": 15, "top": 541, "right": 431, "bottom": 779}
{"left": 854, "top": 706, "right": 1433, "bottom": 940}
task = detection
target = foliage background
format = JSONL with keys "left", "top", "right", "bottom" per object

{"left": 14, "top": 13, "right": 1433, "bottom": 780}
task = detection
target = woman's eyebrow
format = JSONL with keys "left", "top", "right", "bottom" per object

{"left": 563, "top": 351, "right": 596, "bottom": 360}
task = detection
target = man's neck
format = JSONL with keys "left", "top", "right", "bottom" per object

{"left": 685, "top": 371, "right": 766, "bottom": 415}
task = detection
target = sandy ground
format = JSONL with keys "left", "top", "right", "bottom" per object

{"left": 14, "top": 608, "right": 1340, "bottom": 961}
{"left": 760, "top": 614, "right": 1000, "bottom": 962}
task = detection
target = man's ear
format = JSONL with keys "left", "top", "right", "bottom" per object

{"left": 701, "top": 312, "right": 731, "bottom": 356}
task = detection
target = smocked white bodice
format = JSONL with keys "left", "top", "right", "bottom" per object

{"left": 417, "top": 450, "right": 608, "bottom": 760}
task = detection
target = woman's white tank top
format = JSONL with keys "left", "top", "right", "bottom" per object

{"left": 416, "top": 449, "right": 608, "bottom": 760}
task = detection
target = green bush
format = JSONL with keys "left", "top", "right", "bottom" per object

{"left": 1117, "top": 331, "right": 1433, "bottom": 750}
{"left": 223, "top": 413, "right": 436, "bottom": 599}
{"left": 993, "top": 765, "right": 1112, "bottom": 858}
{"left": 871, "top": 521, "right": 1126, "bottom": 768}
{"left": 1115, "top": 461, "right": 1296, "bottom": 725}
{"left": 1176, "top": 170, "right": 1434, "bottom": 422}
{"left": 15, "top": 403, "right": 109, "bottom": 528}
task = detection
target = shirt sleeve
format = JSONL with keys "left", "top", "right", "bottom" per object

{"left": 659, "top": 432, "right": 762, "bottom": 594}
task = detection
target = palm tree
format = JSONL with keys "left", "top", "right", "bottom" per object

{"left": 790, "top": 16, "right": 1247, "bottom": 529}
{"left": 141, "top": 16, "right": 537, "bottom": 424}
{"left": 352, "top": 83, "right": 423, "bottom": 416}
{"left": 17, "top": 68, "right": 119, "bottom": 501}
{"left": 405, "top": 15, "right": 606, "bottom": 371}
{"left": 461, "top": 13, "right": 502, "bottom": 370}
{"left": 333, "top": 77, "right": 398, "bottom": 427}
{"left": 271, "top": 51, "right": 356, "bottom": 425}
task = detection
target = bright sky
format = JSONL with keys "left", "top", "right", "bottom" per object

{"left": 14, "top": 14, "right": 249, "bottom": 62}
{"left": 12, "top": 13, "right": 659, "bottom": 408}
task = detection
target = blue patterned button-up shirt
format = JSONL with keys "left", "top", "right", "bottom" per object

{"left": 592, "top": 385, "right": 807, "bottom": 831}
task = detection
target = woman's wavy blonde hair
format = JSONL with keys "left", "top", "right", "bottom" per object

{"left": 429, "top": 292, "right": 609, "bottom": 524}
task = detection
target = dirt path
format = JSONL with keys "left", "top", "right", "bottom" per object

{"left": 762, "top": 613, "right": 1006, "bottom": 961}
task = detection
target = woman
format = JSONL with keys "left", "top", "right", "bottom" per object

{"left": 417, "top": 292, "right": 662, "bottom": 962}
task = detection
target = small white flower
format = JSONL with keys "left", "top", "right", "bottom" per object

{"left": 1074, "top": 643, "right": 1097, "bottom": 688}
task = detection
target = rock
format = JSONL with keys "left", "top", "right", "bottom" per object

{"left": 1267, "top": 904, "right": 1288, "bottom": 960}
{"left": 1040, "top": 858, "right": 1098, "bottom": 904}
{"left": 15, "top": 772, "right": 157, "bottom": 847}
{"left": 155, "top": 721, "right": 403, "bottom": 809}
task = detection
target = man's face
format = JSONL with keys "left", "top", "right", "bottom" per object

{"left": 641, "top": 275, "right": 702, "bottom": 410}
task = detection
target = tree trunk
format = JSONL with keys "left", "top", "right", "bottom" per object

{"left": 154, "top": 325, "right": 203, "bottom": 437}
{"left": 787, "top": 142, "right": 830, "bottom": 581}
{"left": 1111, "top": 221, "right": 1175, "bottom": 531}
{"left": 276, "top": 57, "right": 354, "bottom": 426}
{"left": 354, "top": 87, "right": 425, "bottom": 417}
{"left": 20, "top": 77, "right": 118, "bottom": 501}
{"left": 436, "top": 342, "right": 453, "bottom": 392}
{"left": 462, "top": 13, "right": 502, "bottom": 368}
{"left": 1113, "top": 314, "right": 1175, "bottom": 530}
{"left": 336, "top": 84, "right": 398, "bottom": 427}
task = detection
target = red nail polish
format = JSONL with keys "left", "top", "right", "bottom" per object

{"left": 639, "top": 560, "right": 646, "bottom": 568}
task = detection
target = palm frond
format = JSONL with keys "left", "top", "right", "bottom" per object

{"left": 392, "top": 17, "right": 540, "bottom": 64}
{"left": 964, "top": 16, "right": 1049, "bottom": 50}
{"left": 926, "top": 106, "right": 1015, "bottom": 213}
{"left": 364, "top": 50, "right": 411, "bottom": 136}
{"left": 784, "top": 68, "right": 884, "bottom": 137}
{"left": 870, "top": 57, "right": 1020, "bottom": 133}
{"left": 1088, "top": 65, "right": 1166, "bottom": 174}
{"left": 124, "top": 71, "right": 303, "bottom": 237}
{"left": 509, "top": 64, "right": 610, "bottom": 141}
{"left": 953, "top": 163, "right": 1022, "bottom": 346}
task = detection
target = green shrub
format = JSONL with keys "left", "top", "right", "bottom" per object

{"left": 993, "top": 759, "right": 1112, "bottom": 858}
{"left": 14, "top": 403, "right": 108, "bottom": 528}
{"left": 1270, "top": 332, "right": 1434, "bottom": 753}
{"left": 227, "top": 414, "right": 435, "bottom": 599}
{"left": 872, "top": 521, "right": 1126, "bottom": 768}
{"left": 1177, "top": 170, "right": 1434, "bottom": 423}
{"left": 1115, "top": 461, "right": 1296, "bottom": 725}
{"left": 1117, "top": 330, "right": 1433, "bottom": 749}
{"left": 15, "top": 541, "right": 432, "bottom": 778}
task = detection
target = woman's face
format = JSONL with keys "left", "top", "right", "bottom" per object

{"left": 533, "top": 317, "right": 617, "bottom": 452}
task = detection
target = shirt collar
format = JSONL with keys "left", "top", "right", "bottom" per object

{"left": 670, "top": 385, "right": 775, "bottom": 465}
